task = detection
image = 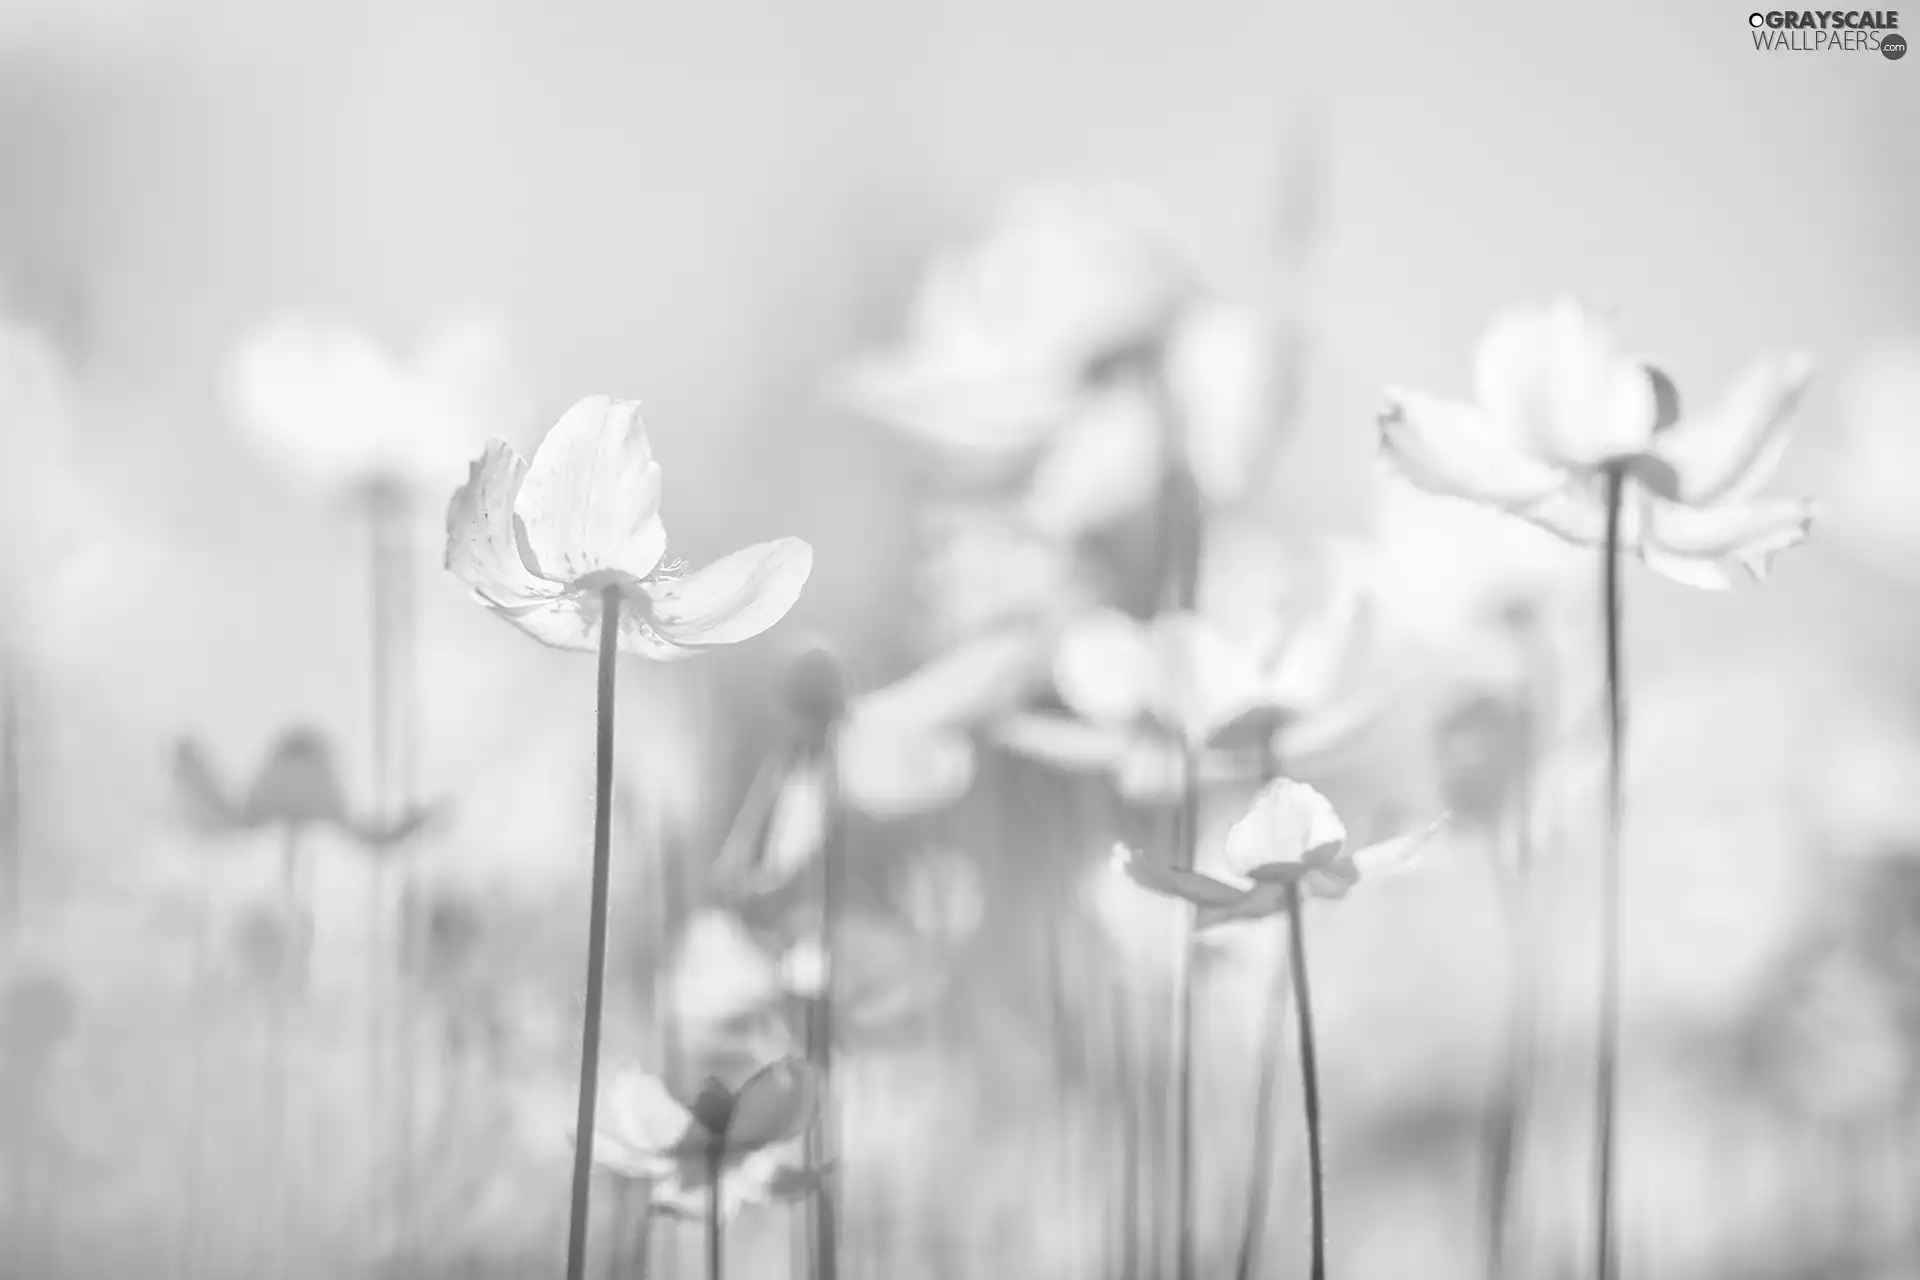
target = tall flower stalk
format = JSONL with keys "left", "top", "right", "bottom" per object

{"left": 1377, "top": 296, "right": 1816, "bottom": 1280}
{"left": 1283, "top": 878, "right": 1327, "bottom": 1280}
{"left": 444, "top": 396, "right": 811, "bottom": 1280}
{"left": 1116, "top": 778, "right": 1441, "bottom": 1280}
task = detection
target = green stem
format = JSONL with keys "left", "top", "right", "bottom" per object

{"left": 1594, "top": 464, "right": 1627, "bottom": 1280}
{"left": 1285, "top": 883, "right": 1326, "bottom": 1280}
{"left": 564, "top": 586, "right": 623, "bottom": 1280}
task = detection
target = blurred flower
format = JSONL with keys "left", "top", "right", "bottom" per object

{"left": 1378, "top": 295, "right": 1815, "bottom": 588}
{"left": 997, "top": 528, "right": 1381, "bottom": 801}
{"left": 1115, "top": 778, "right": 1442, "bottom": 927}
{"left": 842, "top": 186, "right": 1191, "bottom": 471}
{"left": 914, "top": 501, "right": 1099, "bottom": 648}
{"left": 1021, "top": 301, "right": 1289, "bottom": 536}
{"left": 172, "top": 728, "right": 433, "bottom": 848}
{"left": 724, "top": 630, "right": 1048, "bottom": 890}
{"left": 584, "top": 1058, "right": 827, "bottom": 1219}
{"left": 1364, "top": 471, "right": 1586, "bottom": 662}
{"left": 1822, "top": 334, "right": 1920, "bottom": 580}
{"left": 445, "top": 396, "right": 812, "bottom": 656}
{"left": 226, "top": 312, "right": 522, "bottom": 496}
{"left": 661, "top": 909, "right": 783, "bottom": 1032}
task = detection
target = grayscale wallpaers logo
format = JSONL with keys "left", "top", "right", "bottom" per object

{"left": 1748, "top": 10, "right": 1905, "bottom": 54}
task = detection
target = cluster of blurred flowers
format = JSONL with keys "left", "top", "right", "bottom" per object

{"left": 2, "top": 172, "right": 1920, "bottom": 1280}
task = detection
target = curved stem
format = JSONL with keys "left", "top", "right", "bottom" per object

{"left": 1285, "top": 883, "right": 1326, "bottom": 1280}
{"left": 1593, "top": 464, "right": 1627, "bottom": 1280}
{"left": 564, "top": 586, "right": 623, "bottom": 1280}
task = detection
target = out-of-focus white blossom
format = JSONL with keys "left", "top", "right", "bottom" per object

{"left": 914, "top": 501, "right": 1100, "bottom": 649}
{"left": 445, "top": 396, "right": 812, "bottom": 656}
{"left": 581, "top": 1059, "right": 826, "bottom": 1220}
{"left": 841, "top": 186, "right": 1191, "bottom": 471}
{"left": 1379, "top": 295, "right": 1815, "bottom": 588}
{"left": 998, "top": 526, "right": 1384, "bottom": 801}
{"left": 227, "top": 311, "right": 522, "bottom": 496}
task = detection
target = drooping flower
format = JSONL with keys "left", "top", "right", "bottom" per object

{"left": 444, "top": 396, "right": 813, "bottom": 656}
{"left": 584, "top": 1058, "right": 827, "bottom": 1220}
{"left": 226, "top": 312, "right": 522, "bottom": 497}
{"left": 174, "top": 730, "right": 429, "bottom": 844}
{"left": 1114, "top": 778, "right": 1443, "bottom": 928}
{"left": 1378, "top": 295, "right": 1816, "bottom": 588}
{"left": 172, "top": 729, "right": 435, "bottom": 849}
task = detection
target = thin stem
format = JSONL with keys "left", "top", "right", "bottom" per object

{"left": 807, "top": 733, "right": 842, "bottom": 1280}
{"left": 706, "top": 1150, "right": 726, "bottom": 1280}
{"left": 564, "top": 586, "right": 623, "bottom": 1280}
{"left": 1172, "top": 747, "right": 1199, "bottom": 1280}
{"left": 1594, "top": 464, "right": 1627, "bottom": 1280}
{"left": 1232, "top": 940, "right": 1295, "bottom": 1280}
{"left": 1285, "top": 883, "right": 1326, "bottom": 1280}
{"left": 1487, "top": 707, "right": 1542, "bottom": 1280}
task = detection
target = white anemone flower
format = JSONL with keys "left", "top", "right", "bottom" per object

{"left": 1378, "top": 295, "right": 1815, "bottom": 588}
{"left": 445, "top": 396, "right": 812, "bottom": 656}
{"left": 1114, "top": 778, "right": 1443, "bottom": 928}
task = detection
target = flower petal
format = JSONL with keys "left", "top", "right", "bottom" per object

{"left": 1022, "top": 380, "right": 1164, "bottom": 538}
{"left": 1348, "top": 816, "right": 1447, "bottom": 882}
{"left": 1640, "top": 499, "right": 1814, "bottom": 589}
{"left": 642, "top": 538, "right": 814, "bottom": 647}
{"left": 852, "top": 628, "right": 1049, "bottom": 729}
{"left": 1650, "top": 351, "right": 1814, "bottom": 506}
{"left": 445, "top": 442, "right": 563, "bottom": 609}
{"left": 1053, "top": 609, "right": 1154, "bottom": 726}
{"left": 1195, "top": 880, "right": 1292, "bottom": 928}
{"left": 1111, "top": 843, "right": 1247, "bottom": 907}
{"left": 1378, "top": 392, "right": 1566, "bottom": 507}
{"left": 1221, "top": 778, "right": 1347, "bottom": 880}
{"left": 1473, "top": 297, "right": 1659, "bottom": 465}
{"left": 990, "top": 712, "right": 1130, "bottom": 772}
{"left": 1146, "top": 613, "right": 1266, "bottom": 745}
{"left": 837, "top": 723, "right": 975, "bottom": 818}
{"left": 725, "top": 1057, "right": 818, "bottom": 1151}
{"left": 600, "top": 1065, "right": 705, "bottom": 1158}
{"left": 514, "top": 396, "right": 667, "bottom": 583}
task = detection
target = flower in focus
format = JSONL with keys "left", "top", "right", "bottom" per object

{"left": 584, "top": 1058, "right": 827, "bottom": 1220}
{"left": 227, "top": 312, "right": 522, "bottom": 495}
{"left": 444, "top": 396, "right": 812, "bottom": 656}
{"left": 1821, "top": 333, "right": 1920, "bottom": 582}
{"left": 842, "top": 186, "right": 1191, "bottom": 470}
{"left": 1114, "top": 778, "right": 1442, "bottom": 928}
{"left": 1378, "top": 295, "right": 1815, "bottom": 588}
{"left": 172, "top": 728, "right": 435, "bottom": 849}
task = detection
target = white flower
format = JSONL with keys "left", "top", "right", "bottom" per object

{"left": 444, "top": 396, "right": 812, "bottom": 656}
{"left": 842, "top": 186, "right": 1191, "bottom": 469}
{"left": 1114, "top": 778, "right": 1443, "bottom": 927}
{"left": 1379, "top": 295, "right": 1815, "bottom": 588}
{"left": 227, "top": 312, "right": 521, "bottom": 494}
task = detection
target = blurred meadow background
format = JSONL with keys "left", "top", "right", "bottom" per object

{"left": 1, "top": 2, "right": 1918, "bottom": 1278}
